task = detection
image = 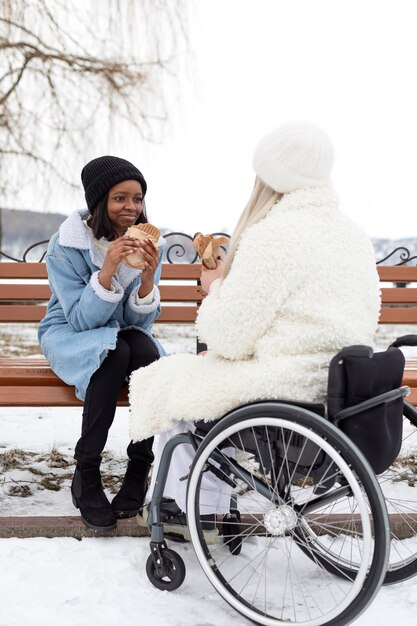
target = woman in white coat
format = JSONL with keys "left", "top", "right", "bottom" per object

{"left": 130, "top": 121, "right": 381, "bottom": 537}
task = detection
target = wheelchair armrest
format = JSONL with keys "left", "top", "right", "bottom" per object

{"left": 332, "top": 386, "right": 410, "bottom": 425}
{"left": 390, "top": 334, "right": 417, "bottom": 348}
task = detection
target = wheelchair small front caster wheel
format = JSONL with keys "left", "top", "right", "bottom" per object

{"left": 223, "top": 510, "right": 242, "bottom": 555}
{"left": 146, "top": 547, "right": 186, "bottom": 591}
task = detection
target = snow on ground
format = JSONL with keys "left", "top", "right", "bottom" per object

{"left": 1, "top": 533, "right": 417, "bottom": 626}
{"left": 0, "top": 407, "right": 131, "bottom": 515}
{"left": 2, "top": 324, "right": 417, "bottom": 625}
{"left": 2, "top": 409, "right": 417, "bottom": 625}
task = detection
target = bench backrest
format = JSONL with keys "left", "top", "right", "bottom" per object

{"left": 378, "top": 266, "right": 417, "bottom": 324}
{"left": 0, "top": 262, "right": 204, "bottom": 324}
{"left": 1, "top": 263, "right": 417, "bottom": 325}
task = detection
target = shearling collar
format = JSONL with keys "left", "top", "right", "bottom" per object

{"left": 58, "top": 209, "right": 144, "bottom": 289}
{"left": 59, "top": 209, "right": 91, "bottom": 249}
{"left": 58, "top": 209, "right": 166, "bottom": 250}
{"left": 271, "top": 186, "right": 339, "bottom": 217}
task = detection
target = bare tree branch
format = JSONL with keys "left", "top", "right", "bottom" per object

{"left": 0, "top": 0, "right": 189, "bottom": 206}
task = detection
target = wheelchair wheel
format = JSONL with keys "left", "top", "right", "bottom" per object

{"left": 376, "top": 400, "right": 417, "bottom": 584}
{"left": 186, "top": 402, "right": 389, "bottom": 626}
{"left": 146, "top": 547, "right": 186, "bottom": 591}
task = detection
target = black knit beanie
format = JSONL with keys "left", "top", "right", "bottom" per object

{"left": 81, "top": 155, "right": 147, "bottom": 213}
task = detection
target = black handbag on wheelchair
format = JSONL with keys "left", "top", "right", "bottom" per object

{"left": 327, "top": 344, "right": 406, "bottom": 474}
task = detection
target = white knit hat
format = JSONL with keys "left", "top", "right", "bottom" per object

{"left": 252, "top": 122, "right": 334, "bottom": 193}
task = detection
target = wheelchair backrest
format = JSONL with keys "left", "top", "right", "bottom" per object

{"left": 327, "top": 345, "right": 405, "bottom": 474}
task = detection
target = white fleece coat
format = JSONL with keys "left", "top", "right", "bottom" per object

{"left": 129, "top": 187, "right": 381, "bottom": 441}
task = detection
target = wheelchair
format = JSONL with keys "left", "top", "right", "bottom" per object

{"left": 144, "top": 336, "right": 417, "bottom": 626}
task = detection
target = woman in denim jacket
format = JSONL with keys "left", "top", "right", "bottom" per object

{"left": 38, "top": 156, "right": 165, "bottom": 532}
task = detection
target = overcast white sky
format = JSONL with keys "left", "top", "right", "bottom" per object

{"left": 14, "top": 0, "right": 417, "bottom": 239}
{"left": 138, "top": 0, "right": 417, "bottom": 238}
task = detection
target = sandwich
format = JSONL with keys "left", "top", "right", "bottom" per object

{"left": 123, "top": 223, "right": 161, "bottom": 269}
{"left": 193, "top": 233, "right": 229, "bottom": 269}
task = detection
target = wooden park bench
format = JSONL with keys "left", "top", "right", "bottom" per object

{"left": 1, "top": 250, "right": 417, "bottom": 408}
{"left": 0, "top": 237, "right": 417, "bottom": 538}
{"left": 0, "top": 260, "right": 203, "bottom": 407}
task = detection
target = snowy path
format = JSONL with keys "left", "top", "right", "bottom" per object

{"left": 1, "top": 535, "right": 417, "bottom": 626}
{"left": 2, "top": 408, "right": 417, "bottom": 625}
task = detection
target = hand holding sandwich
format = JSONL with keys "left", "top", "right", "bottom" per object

{"left": 99, "top": 223, "right": 160, "bottom": 295}
{"left": 200, "top": 260, "right": 223, "bottom": 294}
{"left": 123, "top": 223, "right": 161, "bottom": 297}
{"left": 99, "top": 236, "right": 141, "bottom": 290}
{"left": 137, "top": 237, "right": 159, "bottom": 297}
{"left": 192, "top": 232, "right": 228, "bottom": 295}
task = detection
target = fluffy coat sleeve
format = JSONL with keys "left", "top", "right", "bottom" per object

{"left": 196, "top": 222, "right": 289, "bottom": 360}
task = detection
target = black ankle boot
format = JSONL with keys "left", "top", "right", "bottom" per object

{"left": 71, "top": 466, "right": 117, "bottom": 532}
{"left": 111, "top": 460, "right": 150, "bottom": 518}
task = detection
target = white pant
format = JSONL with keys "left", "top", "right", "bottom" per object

{"left": 149, "top": 421, "right": 233, "bottom": 515}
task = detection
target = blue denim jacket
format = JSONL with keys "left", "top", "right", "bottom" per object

{"left": 38, "top": 209, "right": 165, "bottom": 400}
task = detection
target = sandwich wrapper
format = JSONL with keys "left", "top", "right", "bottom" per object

{"left": 123, "top": 223, "right": 160, "bottom": 269}
{"left": 193, "top": 233, "right": 229, "bottom": 269}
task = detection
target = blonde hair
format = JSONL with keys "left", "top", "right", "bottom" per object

{"left": 221, "top": 177, "right": 282, "bottom": 279}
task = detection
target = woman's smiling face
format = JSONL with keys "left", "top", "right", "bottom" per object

{"left": 106, "top": 179, "right": 144, "bottom": 237}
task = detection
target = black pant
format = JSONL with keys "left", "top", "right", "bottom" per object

{"left": 74, "top": 329, "right": 159, "bottom": 467}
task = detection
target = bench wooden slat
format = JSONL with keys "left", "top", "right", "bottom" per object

{"left": 381, "top": 288, "right": 417, "bottom": 304}
{"left": 157, "top": 306, "right": 198, "bottom": 323}
{"left": 379, "top": 308, "right": 417, "bottom": 324}
{"left": 2, "top": 284, "right": 417, "bottom": 306}
{"left": 0, "top": 262, "right": 201, "bottom": 280}
{"left": 0, "top": 385, "right": 128, "bottom": 407}
{"left": 403, "top": 369, "right": 417, "bottom": 387}
{"left": 0, "top": 305, "right": 46, "bottom": 321}
{"left": 1, "top": 355, "right": 415, "bottom": 406}
{"left": 2, "top": 384, "right": 415, "bottom": 408}
{"left": 0, "top": 285, "right": 51, "bottom": 300}
{"left": 378, "top": 266, "right": 417, "bottom": 281}
{"left": 160, "top": 285, "right": 204, "bottom": 302}
{"left": 0, "top": 358, "right": 46, "bottom": 365}
{"left": 0, "top": 304, "right": 198, "bottom": 323}
{"left": 160, "top": 263, "right": 201, "bottom": 279}
{"left": 0, "top": 284, "right": 204, "bottom": 303}
{"left": 0, "top": 358, "right": 70, "bottom": 386}
{"left": 1, "top": 262, "right": 416, "bottom": 281}
{"left": 13, "top": 306, "right": 416, "bottom": 325}
{"left": 0, "top": 263, "right": 48, "bottom": 279}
